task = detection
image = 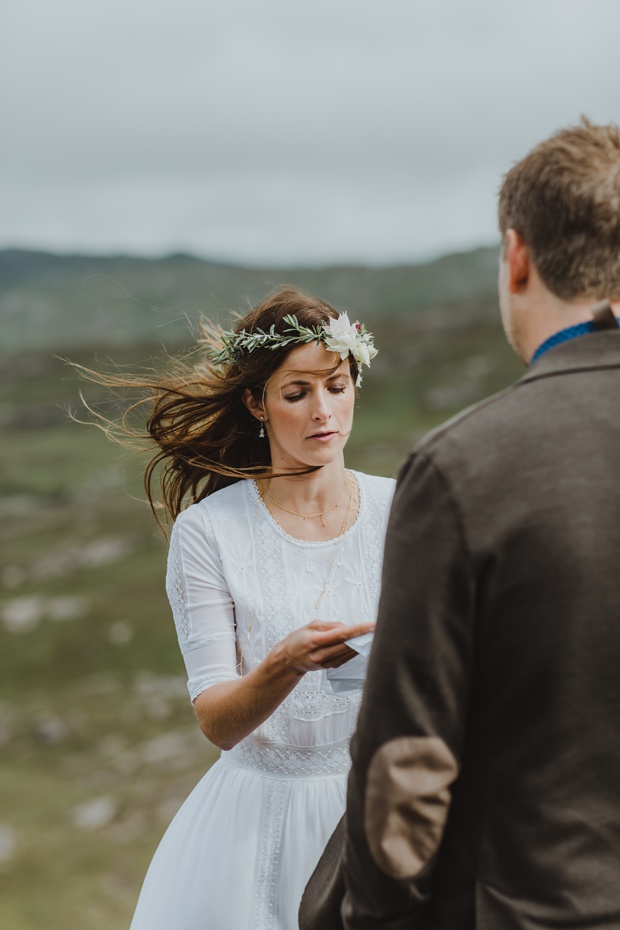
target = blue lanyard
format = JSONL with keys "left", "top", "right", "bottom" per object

{"left": 530, "top": 321, "right": 597, "bottom": 365}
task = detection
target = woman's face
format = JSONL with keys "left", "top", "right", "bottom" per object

{"left": 257, "top": 342, "right": 355, "bottom": 470}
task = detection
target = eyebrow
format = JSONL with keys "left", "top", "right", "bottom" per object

{"left": 282, "top": 373, "right": 347, "bottom": 388}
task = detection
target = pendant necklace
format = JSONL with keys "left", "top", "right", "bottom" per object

{"left": 261, "top": 481, "right": 350, "bottom": 528}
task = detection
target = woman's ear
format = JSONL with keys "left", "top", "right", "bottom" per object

{"left": 242, "top": 388, "right": 264, "bottom": 421}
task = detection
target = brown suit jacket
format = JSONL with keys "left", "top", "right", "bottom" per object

{"left": 300, "top": 330, "right": 620, "bottom": 930}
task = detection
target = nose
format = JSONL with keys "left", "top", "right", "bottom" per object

{"left": 311, "top": 389, "right": 332, "bottom": 422}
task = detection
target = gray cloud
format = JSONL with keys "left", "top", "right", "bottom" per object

{"left": 2, "top": 0, "right": 620, "bottom": 264}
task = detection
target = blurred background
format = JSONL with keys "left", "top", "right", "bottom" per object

{"left": 1, "top": 2, "right": 619, "bottom": 927}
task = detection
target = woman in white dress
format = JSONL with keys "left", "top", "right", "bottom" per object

{"left": 125, "top": 287, "right": 395, "bottom": 929}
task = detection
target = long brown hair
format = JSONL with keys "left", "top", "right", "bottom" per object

{"left": 73, "top": 286, "right": 359, "bottom": 527}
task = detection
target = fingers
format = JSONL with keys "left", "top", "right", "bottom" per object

{"left": 311, "top": 622, "right": 375, "bottom": 647}
{"left": 321, "top": 656, "right": 353, "bottom": 668}
{"left": 328, "top": 648, "right": 366, "bottom": 668}
{"left": 320, "top": 652, "right": 357, "bottom": 668}
{"left": 281, "top": 621, "right": 374, "bottom": 674}
{"left": 342, "top": 621, "right": 375, "bottom": 639}
{"left": 309, "top": 644, "right": 358, "bottom": 667}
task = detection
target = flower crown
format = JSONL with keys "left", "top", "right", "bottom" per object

{"left": 211, "top": 312, "right": 378, "bottom": 386}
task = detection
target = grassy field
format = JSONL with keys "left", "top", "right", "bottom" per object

{"left": 0, "top": 306, "right": 524, "bottom": 929}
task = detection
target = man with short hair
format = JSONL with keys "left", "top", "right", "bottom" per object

{"left": 300, "top": 118, "right": 620, "bottom": 929}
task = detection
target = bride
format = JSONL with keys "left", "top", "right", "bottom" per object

{"left": 123, "top": 287, "right": 395, "bottom": 929}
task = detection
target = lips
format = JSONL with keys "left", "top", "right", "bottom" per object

{"left": 307, "top": 430, "right": 337, "bottom": 441}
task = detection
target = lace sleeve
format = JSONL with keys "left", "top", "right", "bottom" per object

{"left": 166, "top": 506, "right": 239, "bottom": 702}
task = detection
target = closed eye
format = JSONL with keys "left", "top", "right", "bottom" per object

{"left": 284, "top": 384, "right": 348, "bottom": 403}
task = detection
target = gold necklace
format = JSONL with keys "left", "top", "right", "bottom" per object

{"left": 314, "top": 473, "right": 357, "bottom": 611}
{"left": 253, "top": 472, "right": 359, "bottom": 616}
{"left": 261, "top": 479, "right": 350, "bottom": 528}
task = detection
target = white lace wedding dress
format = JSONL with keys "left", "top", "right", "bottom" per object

{"left": 129, "top": 471, "right": 395, "bottom": 930}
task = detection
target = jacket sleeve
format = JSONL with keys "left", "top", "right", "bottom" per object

{"left": 341, "top": 449, "right": 475, "bottom": 929}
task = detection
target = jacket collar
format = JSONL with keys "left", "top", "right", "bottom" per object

{"left": 519, "top": 329, "right": 620, "bottom": 385}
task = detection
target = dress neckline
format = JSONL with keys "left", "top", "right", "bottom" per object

{"left": 248, "top": 470, "right": 365, "bottom": 548}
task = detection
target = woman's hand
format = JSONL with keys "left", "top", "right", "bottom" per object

{"left": 276, "top": 619, "right": 375, "bottom": 676}
{"left": 195, "top": 619, "right": 374, "bottom": 750}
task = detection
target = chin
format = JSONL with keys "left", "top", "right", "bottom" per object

{"left": 301, "top": 445, "right": 346, "bottom": 470}
{"left": 304, "top": 450, "right": 341, "bottom": 468}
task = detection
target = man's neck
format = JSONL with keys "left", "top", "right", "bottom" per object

{"left": 530, "top": 301, "right": 620, "bottom": 365}
{"left": 523, "top": 298, "right": 620, "bottom": 364}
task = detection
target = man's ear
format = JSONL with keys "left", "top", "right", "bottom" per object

{"left": 505, "top": 229, "right": 531, "bottom": 293}
{"left": 242, "top": 388, "right": 264, "bottom": 421}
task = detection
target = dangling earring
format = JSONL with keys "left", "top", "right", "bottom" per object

{"left": 259, "top": 416, "right": 266, "bottom": 439}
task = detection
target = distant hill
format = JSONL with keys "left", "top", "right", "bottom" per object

{"left": 0, "top": 246, "right": 499, "bottom": 354}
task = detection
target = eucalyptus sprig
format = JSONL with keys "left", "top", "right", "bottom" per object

{"left": 211, "top": 315, "right": 325, "bottom": 366}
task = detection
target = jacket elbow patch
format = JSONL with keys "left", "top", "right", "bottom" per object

{"left": 363, "top": 735, "right": 458, "bottom": 879}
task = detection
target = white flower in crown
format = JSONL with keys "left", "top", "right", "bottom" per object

{"left": 323, "top": 313, "right": 378, "bottom": 371}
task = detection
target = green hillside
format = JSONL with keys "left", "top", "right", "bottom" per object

{"left": 0, "top": 246, "right": 499, "bottom": 353}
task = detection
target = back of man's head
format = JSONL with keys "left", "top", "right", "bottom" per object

{"left": 498, "top": 118, "right": 620, "bottom": 302}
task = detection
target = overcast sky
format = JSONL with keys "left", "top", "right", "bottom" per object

{"left": 2, "top": 0, "right": 620, "bottom": 266}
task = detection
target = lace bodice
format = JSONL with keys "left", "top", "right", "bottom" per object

{"left": 166, "top": 471, "right": 395, "bottom": 768}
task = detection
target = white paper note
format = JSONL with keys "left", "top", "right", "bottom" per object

{"left": 321, "top": 632, "right": 375, "bottom": 694}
